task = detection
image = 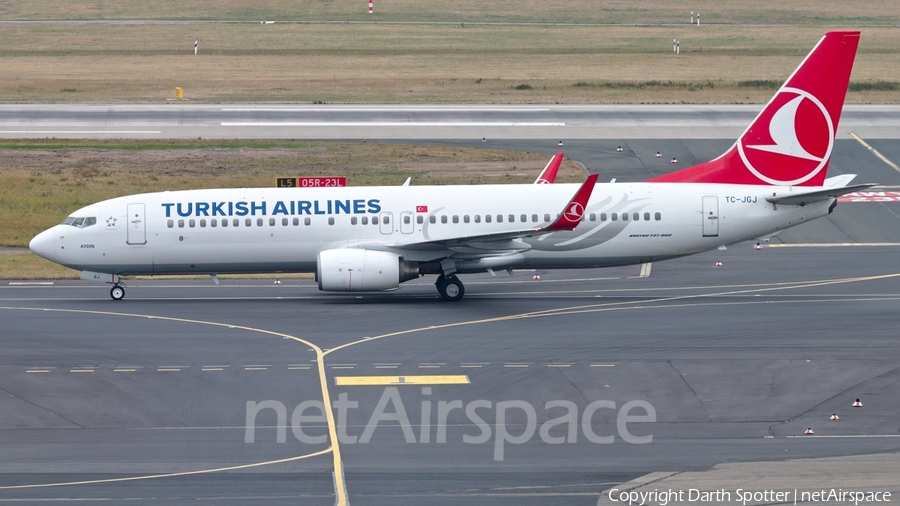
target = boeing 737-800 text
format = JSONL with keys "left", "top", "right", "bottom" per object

{"left": 29, "top": 31, "right": 871, "bottom": 301}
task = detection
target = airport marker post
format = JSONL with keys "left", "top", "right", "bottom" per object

{"left": 368, "top": 0, "right": 373, "bottom": 14}
{"left": 194, "top": 40, "right": 198, "bottom": 55}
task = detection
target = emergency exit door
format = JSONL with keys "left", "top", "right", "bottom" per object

{"left": 702, "top": 196, "right": 719, "bottom": 237}
{"left": 126, "top": 203, "right": 147, "bottom": 245}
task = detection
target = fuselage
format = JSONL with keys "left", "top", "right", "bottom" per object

{"left": 29, "top": 182, "right": 831, "bottom": 276}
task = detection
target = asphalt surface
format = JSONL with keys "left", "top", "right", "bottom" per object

{"left": 2, "top": 108, "right": 900, "bottom": 504}
{"left": 0, "top": 104, "right": 898, "bottom": 140}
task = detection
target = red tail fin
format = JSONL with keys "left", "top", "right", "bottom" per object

{"left": 534, "top": 152, "right": 564, "bottom": 184}
{"left": 648, "top": 31, "right": 859, "bottom": 187}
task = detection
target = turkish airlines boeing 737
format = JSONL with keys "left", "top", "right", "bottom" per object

{"left": 30, "top": 31, "right": 871, "bottom": 301}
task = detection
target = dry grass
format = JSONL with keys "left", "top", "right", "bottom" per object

{"left": 0, "top": 5, "right": 897, "bottom": 104}
{"left": 0, "top": 139, "right": 583, "bottom": 247}
{"left": 0, "top": 252, "right": 80, "bottom": 279}
{"left": 3, "top": 0, "right": 899, "bottom": 24}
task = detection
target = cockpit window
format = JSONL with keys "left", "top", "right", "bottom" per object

{"left": 61, "top": 216, "right": 97, "bottom": 228}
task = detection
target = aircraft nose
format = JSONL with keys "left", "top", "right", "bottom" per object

{"left": 29, "top": 228, "right": 57, "bottom": 260}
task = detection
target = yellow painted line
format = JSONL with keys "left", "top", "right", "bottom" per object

{"left": 202, "top": 368, "right": 224, "bottom": 371}
{"left": 157, "top": 368, "right": 182, "bottom": 372}
{"left": 504, "top": 364, "right": 529, "bottom": 368}
{"left": 26, "top": 370, "right": 50, "bottom": 373}
{"left": 548, "top": 364, "right": 571, "bottom": 368}
{"left": 70, "top": 369, "right": 94, "bottom": 373}
{"left": 591, "top": 364, "right": 616, "bottom": 367}
{"left": 0, "top": 306, "right": 347, "bottom": 506}
{"left": 114, "top": 369, "right": 136, "bottom": 372}
{"left": 244, "top": 367, "right": 267, "bottom": 371}
{"left": 849, "top": 132, "right": 900, "bottom": 174}
{"left": 334, "top": 375, "right": 470, "bottom": 386}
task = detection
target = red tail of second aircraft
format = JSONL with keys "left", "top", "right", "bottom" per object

{"left": 648, "top": 31, "right": 860, "bottom": 187}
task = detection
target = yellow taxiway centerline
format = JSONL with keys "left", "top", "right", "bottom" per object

{"left": 334, "top": 375, "right": 470, "bottom": 386}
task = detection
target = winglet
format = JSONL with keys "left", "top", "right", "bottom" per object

{"left": 543, "top": 173, "right": 599, "bottom": 231}
{"left": 534, "top": 152, "right": 564, "bottom": 184}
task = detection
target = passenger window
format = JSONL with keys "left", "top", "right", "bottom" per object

{"left": 269, "top": 218, "right": 275, "bottom": 226}
{"left": 178, "top": 219, "right": 185, "bottom": 228}
{"left": 544, "top": 214, "right": 550, "bottom": 222}
{"left": 452, "top": 215, "right": 459, "bottom": 224}
{"left": 403, "top": 215, "right": 410, "bottom": 224}
{"left": 622, "top": 213, "right": 629, "bottom": 221}
{"left": 509, "top": 214, "right": 515, "bottom": 223}
{"left": 497, "top": 215, "right": 503, "bottom": 223}
{"left": 305, "top": 217, "right": 311, "bottom": 226}
{"left": 373, "top": 216, "right": 379, "bottom": 225}
{"left": 200, "top": 219, "right": 206, "bottom": 228}
{"left": 383, "top": 216, "right": 390, "bottom": 224}
{"left": 601, "top": 213, "right": 607, "bottom": 222}
{"left": 520, "top": 214, "right": 527, "bottom": 223}
{"left": 167, "top": 220, "right": 174, "bottom": 228}
{"left": 485, "top": 214, "right": 492, "bottom": 223}
{"left": 532, "top": 214, "right": 538, "bottom": 223}
{"left": 257, "top": 218, "right": 263, "bottom": 227}
{"left": 189, "top": 219, "right": 196, "bottom": 228}
{"left": 429, "top": 216, "right": 436, "bottom": 224}
{"left": 221, "top": 219, "right": 228, "bottom": 228}
{"left": 463, "top": 215, "right": 470, "bottom": 223}
{"left": 611, "top": 213, "right": 617, "bottom": 221}
{"left": 362, "top": 216, "right": 368, "bottom": 225}
{"left": 474, "top": 215, "right": 481, "bottom": 223}
{"left": 245, "top": 218, "right": 252, "bottom": 227}
{"left": 351, "top": 217, "right": 358, "bottom": 225}
{"left": 233, "top": 218, "right": 239, "bottom": 227}
{"left": 211, "top": 219, "right": 217, "bottom": 228}
{"left": 293, "top": 217, "right": 299, "bottom": 226}
{"left": 441, "top": 216, "right": 448, "bottom": 224}
{"left": 644, "top": 212, "right": 651, "bottom": 221}
{"left": 633, "top": 212, "right": 640, "bottom": 221}
{"left": 589, "top": 213, "right": 596, "bottom": 222}
{"left": 655, "top": 212, "right": 661, "bottom": 221}
{"left": 417, "top": 216, "right": 424, "bottom": 224}
{"left": 328, "top": 217, "right": 335, "bottom": 225}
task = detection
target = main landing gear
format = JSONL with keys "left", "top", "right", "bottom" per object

{"left": 435, "top": 274, "right": 465, "bottom": 302}
{"left": 110, "top": 284, "right": 126, "bottom": 301}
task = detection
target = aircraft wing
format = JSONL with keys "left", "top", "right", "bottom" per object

{"left": 359, "top": 174, "right": 598, "bottom": 252}
{"left": 766, "top": 183, "right": 877, "bottom": 206}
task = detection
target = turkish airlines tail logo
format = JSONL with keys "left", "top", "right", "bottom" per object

{"left": 647, "top": 31, "right": 859, "bottom": 187}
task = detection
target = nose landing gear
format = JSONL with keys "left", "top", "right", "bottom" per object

{"left": 110, "top": 284, "right": 125, "bottom": 301}
{"left": 435, "top": 274, "right": 465, "bottom": 302}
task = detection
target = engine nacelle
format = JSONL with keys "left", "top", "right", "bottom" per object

{"left": 317, "top": 249, "right": 418, "bottom": 292}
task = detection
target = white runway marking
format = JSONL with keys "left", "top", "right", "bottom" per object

{"left": 220, "top": 122, "right": 565, "bottom": 127}
{"left": 221, "top": 107, "right": 552, "bottom": 112}
{"left": 0, "top": 130, "right": 162, "bottom": 134}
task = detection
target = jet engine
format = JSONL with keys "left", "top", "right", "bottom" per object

{"left": 317, "top": 249, "right": 418, "bottom": 292}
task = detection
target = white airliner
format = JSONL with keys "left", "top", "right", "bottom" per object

{"left": 30, "top": 31, "right": 872, "bottom": 301}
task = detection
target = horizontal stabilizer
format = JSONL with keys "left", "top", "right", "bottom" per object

{"left": 766, "top": 183, "right": 877, "bottom": 205}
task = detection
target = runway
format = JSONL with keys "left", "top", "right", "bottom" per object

{"left": 2, "top": 245, "right": 900, "bottom": 504}
{"left": 1, "top": 104, "right": 899, "bottom": 140}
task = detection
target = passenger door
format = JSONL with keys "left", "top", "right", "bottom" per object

{"left": 126, "top": 203, "right": 147, "bottom": 245}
